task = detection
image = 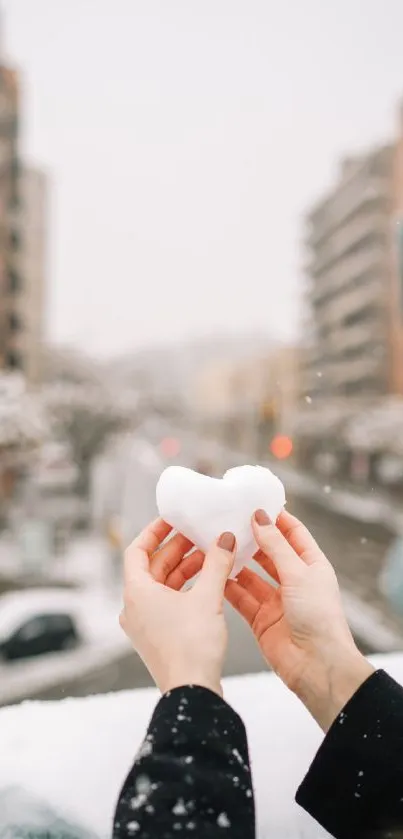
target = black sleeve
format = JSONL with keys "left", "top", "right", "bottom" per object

{"left": 296, "top": 669, "right": 403, "bottom": 839}
{"left": 113, "top": 684, "right": 255, "bottom": 839}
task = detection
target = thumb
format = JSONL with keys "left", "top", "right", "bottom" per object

{"left": 194, "top": 532, "right": 236, "bottom": 604}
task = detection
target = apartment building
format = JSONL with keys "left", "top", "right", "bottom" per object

{"left": 301, "top": 143, "right": 398, "bottom": 404}
{"left": 19, "top": 165, "right": 48, "bottom": 384}
{"left": 193, "top": 345, "right": 298, "bottom": 456}
{"left": 390, "top": 102, "right": 403, "bottom": 395}
{"left": 0, "top": 63, "right": 21, "bottom": 374}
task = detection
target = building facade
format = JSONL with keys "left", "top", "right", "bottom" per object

{"left": 0, "top": 63, "right": 21, "bottom": 374}
{"left": 193, "top": 346, "right": 298, "bottom": 458}
{"left": 296, "top": 104, "right": 403, "bottom": 486}
{"left": 0, "top": 59, "right": 47, "bottom": 386}
{"left": 301, "top": 144, "right": 396, "bottom": 404}
{"left": 390, "top": 103, "right": 403, "bottom": 395}
{"left": 19, "top": 165, "right": 48, "bottom": 384}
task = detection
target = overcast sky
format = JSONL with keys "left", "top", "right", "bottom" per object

{"left": 3, "top": 0, "right": 403, "bottom": 357}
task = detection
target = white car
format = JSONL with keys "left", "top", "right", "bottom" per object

{"left": 0, "top": 587, "right": 123, "bottom": 665}
{"left": 0, "top": 590, "right": 85, "bottom": 663}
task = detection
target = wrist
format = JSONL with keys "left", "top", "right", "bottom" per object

{"left": 161, "top": 668, "right": 223, "bottom": 698}
{"left": 294, "top": 643, "right": 375, "bottom": 732}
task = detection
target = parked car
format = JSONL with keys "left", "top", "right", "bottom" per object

{"left": 0, "top": 590, "right": 82, "bottom": 663}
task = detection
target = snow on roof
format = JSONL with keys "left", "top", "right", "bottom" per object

{"left": 1, "top": 652, "right": 402, "bottom": 839}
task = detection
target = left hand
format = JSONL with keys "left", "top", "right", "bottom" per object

{"left": 120, "top": 519, "right": 236, "bottom": 696}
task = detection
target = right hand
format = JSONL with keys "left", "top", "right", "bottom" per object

{"left": 225, "top": 509, "right": 374, "bottom": 731}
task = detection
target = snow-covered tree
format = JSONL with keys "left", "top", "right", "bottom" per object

{"left": 42, "top": 383, "right": 137, "bottom": 495}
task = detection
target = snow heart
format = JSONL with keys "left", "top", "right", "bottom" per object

{"left": 156, "top": 465, "right": 286, "bottom": 578}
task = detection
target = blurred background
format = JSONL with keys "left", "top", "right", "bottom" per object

{"left": 1, "top": 0, "right": 403, "bottom": 706}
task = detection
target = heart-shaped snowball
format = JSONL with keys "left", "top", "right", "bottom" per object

{"left": 156, "top": 464, "right": 286, "bottom": 578}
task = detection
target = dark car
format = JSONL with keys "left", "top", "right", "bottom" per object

{"left": 0, "top": 612, "right": 80, "bottom": 662}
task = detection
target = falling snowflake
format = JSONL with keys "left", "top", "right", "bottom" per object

{"left": 217, "top": 812, "right": 231, "bottom": 828}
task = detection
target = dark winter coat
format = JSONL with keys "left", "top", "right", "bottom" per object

{"left": 114, "top": 670, "right": 403, "bottom": 838}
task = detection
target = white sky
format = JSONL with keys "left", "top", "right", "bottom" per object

{"left": 3, "top": 0, "right": 403, "bottom": 357}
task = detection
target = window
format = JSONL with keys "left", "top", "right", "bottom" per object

{"left": 7, "top": 268, "right": 21, "bottom": 293}
{"left": 10, "top": 228, "right": 21, "bottom": 250}
{"left": 46, "top": 613, "right": 76, "bottom": 634}
{"left": 8, "top": 310, "right": 21, "bottom": 331}
{"left": 6, "top": 350, "right": 23, "bottom": 370}
{"left": 16, "top": 616, "right": 48, "bottom": 642}
{"left": 397, "top": 219, "right": 403, "bottom": 313}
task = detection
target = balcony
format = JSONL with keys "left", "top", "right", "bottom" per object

{"left": 330, "top": 353, "right": 384, "bottom": 389}
{"left": 307, "top": 176, "right": 390, "bottom": 249}
{"left": 311, "top": 246, "right": 385, "bottom": 309}
{"left": 335, "top": 319, "right": 384, "bottom": 356}
{"left": 320, "top": 282, "right": 383, "bottom": 333}
{"left": 309, "top": 214, "right": 388, "bottom": 278}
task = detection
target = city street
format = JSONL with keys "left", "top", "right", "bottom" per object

{"left": 18, "top": 426, "right": 402, "bottom": 705}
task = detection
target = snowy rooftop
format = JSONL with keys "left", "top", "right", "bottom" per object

{"left": 1, "top": 652, "right": 403, "bottom": 839}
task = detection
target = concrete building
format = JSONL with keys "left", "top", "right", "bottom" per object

{"left": 193, "top": 345, "right": 298, "bottom": 457}
{"left": 301, "top": 144, "right": 396, "bottom": 403}
{"left": 19, "top": 165, "right": 48, "bottom": 384}
{"left": 390, "top": 103, "right": 403, "bottom": 395}
{"left": 296, "top": 104, "right": 403, "bottom": 484}
{"left": 0, "top": 63, "right": 21, "bottom": 374}
{"left": 0, "top": 56, "right": 47, "bottom": 386}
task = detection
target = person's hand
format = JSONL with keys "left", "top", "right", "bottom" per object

{"left": 120, "top": 518, "right": 236, "bottom": 697}
{"left": 225, "top": 509, "right": 374, "bottom": 731}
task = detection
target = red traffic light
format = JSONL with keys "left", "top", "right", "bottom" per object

{"left": 270, "top": 435, "right": 293, "bottom": 460}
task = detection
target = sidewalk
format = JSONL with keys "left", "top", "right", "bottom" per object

{"left": 214, "top": 441, "right": 403, "bottom": 534}
{"left": 270, "top": 460, "right": 403, "bottom": 533}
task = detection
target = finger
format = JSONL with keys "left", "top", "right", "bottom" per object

{"left": 236, "top": 567, "right": 278, "bottom": 602}
{"left": 124, "top": 518, "right": 172, "bottom": 583}
{"left": 225, "top": 578, "right": 260, "bottom": 628}
{"left": 151, "top": 532, "right": 194, "bottom": 583}
{"left": 252, "top": 510, "right": 304, "bottom": 581}
{"left": 165, "top": 549, "right": 205, "bottom": 590}
{"left": 276, "top": 510, "right": 323, "bottom": 566}
{"left": 252, "top": 549, "right": 280, "bottom": 584}
{"left": 194, "top": 532, "right": 236, "bottom": 605}
{"left": 134, "top": 518, "right": 173, "bottom": 554}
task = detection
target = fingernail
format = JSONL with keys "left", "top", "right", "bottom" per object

{"left": 218, "top": 531, "right": 236, "bottom": 552}
{"left": 254, "top": 509, "right": 272, "bottom": 526}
